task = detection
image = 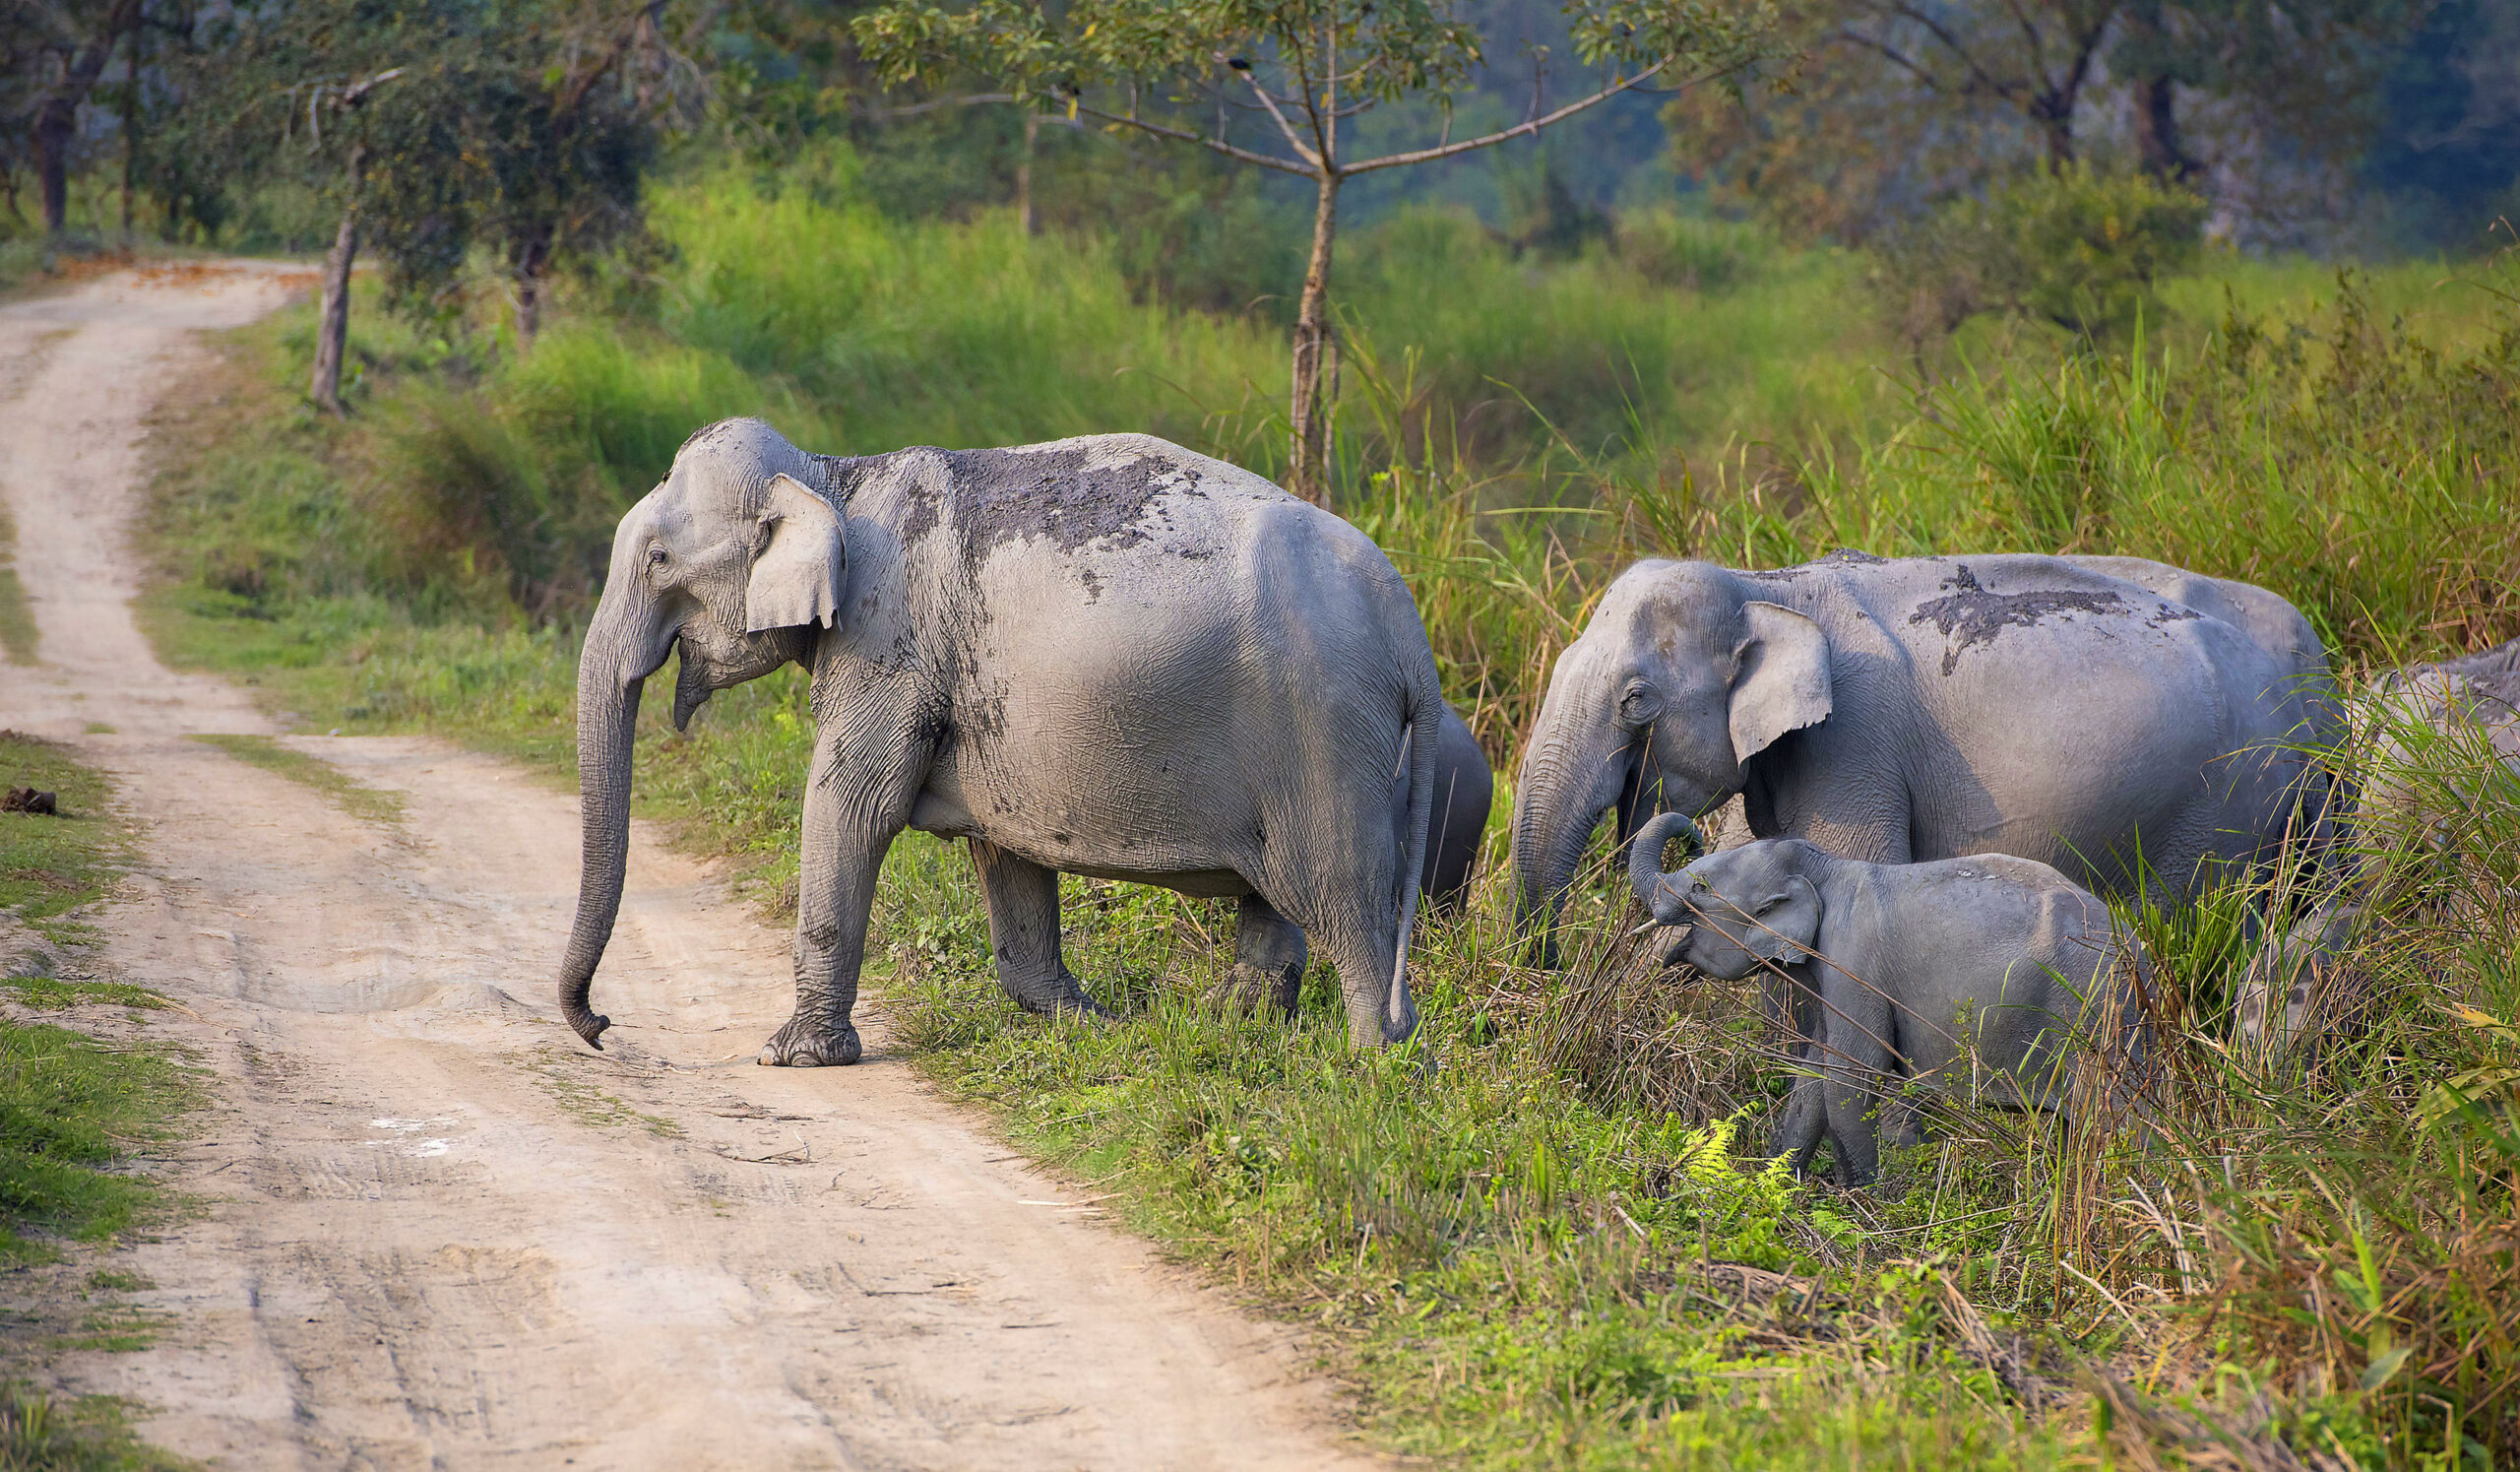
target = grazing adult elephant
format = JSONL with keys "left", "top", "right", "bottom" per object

{"left": 1512, "top": 550, "right": 2335, "bottom": 962}
{"left": 556, "top": 418, "right": 1444, "bottom": 1062}
{"left": 1224, "top": 704, "right": 1492, "bottom": 1015}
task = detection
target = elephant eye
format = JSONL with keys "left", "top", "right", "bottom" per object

{"left": 1617, "top": 679, "right": 1662, "bottom": 724}
{"left": 647, "top": 546, "right": 669, "bottom": 569}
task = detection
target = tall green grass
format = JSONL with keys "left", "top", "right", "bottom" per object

{"left": 140, "top": 155, "right": 2520, "bottom": 1466}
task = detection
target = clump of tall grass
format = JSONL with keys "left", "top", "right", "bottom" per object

{"left": 1811, "top": 276, "right": 2520, "bottom": 664}
{"left": 1347, "top": 260, "right": 2520, "bottom": 763}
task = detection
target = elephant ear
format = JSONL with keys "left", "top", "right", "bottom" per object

{"left": 745, "top": 474, "right": 848, "bottom": 634}
{"left": 1729, "top": 601, "right": 1833, "bottom": 767}
{"left": 1743, "top": 874, "right": 1822, "bottom": 965}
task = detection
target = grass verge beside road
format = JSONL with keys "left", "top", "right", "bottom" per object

{"left": 0, "top": 734, "right": 125, "bottom": 949}
{"left": 0, "top": 739, "right": 205, "bottom": 1471}
{"left": 187, "top": 735, "right": 406, "bottom": 829}
{"left": 0, "top": 735, "right": 194, "bottom": 1265}
{"left": 0, "top": 503, "right": 35, "bottom": 667}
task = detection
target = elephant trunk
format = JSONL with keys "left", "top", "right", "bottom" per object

{"left": 1626, "top": 810, "right": 1707, "bottom": 914}
{"left": 1509, "top": 717, "right": 1634, "bottom": 966}
{"left": 557, "top": 603, "right": 664, "bottom": 1050}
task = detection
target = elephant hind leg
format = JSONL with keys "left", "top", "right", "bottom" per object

{"left": 1213, "top": 894, "right": 1307, "bottom": 1018}
{"left": 971, "top": 840, "right": 1108, "bottom": 1018}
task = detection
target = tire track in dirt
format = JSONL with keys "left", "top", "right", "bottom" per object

{"left": 0, "top": 265, "right": 1375, "bottom": 1470}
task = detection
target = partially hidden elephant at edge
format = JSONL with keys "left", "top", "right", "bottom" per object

{"left": 1512, "top": 550, "right": 2337, "bottom": 963}
{"left": 1629, "top": 814, "right": 2151, "bottom": 1185}
{"left": 555, "top": 418, "right": 1446, "bottom": 1062}
{"left": 1225, "top": 704, "right": 1493, "bottom": 1014}
{"left": 2354, "top": 637, "right": 2520, "bottom": 859}
{"left": 2236, "top": 636, "right": 2520, "bottom": 1053}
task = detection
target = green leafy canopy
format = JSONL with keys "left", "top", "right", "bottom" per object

{"left": 852, "top": 0, "right": 1781, "bottom": 171}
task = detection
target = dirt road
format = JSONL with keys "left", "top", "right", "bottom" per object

{"left": 0, "top": 266, "right": 1373, "bottom": 1470}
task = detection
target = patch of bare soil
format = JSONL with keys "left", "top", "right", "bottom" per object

{"left": 0, "top": 266, "right": 1376, "bottom": 1469}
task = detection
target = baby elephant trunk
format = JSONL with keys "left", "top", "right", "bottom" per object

{"left": 1626, "top": 810, "right": 1709, "bottom": 918}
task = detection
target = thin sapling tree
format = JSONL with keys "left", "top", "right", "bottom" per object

{"left": 854, "top": 0, "right": 1780, "bottom": 502}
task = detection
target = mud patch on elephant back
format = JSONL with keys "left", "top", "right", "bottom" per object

{"left": 1743, "top": 547, "right": 1892, "bottom": 583}
{"left": 814, "top": 453, "right": 883, "bottom": 505}
{"left": 897, "top": 476, "right": 944, "bottom": 552}
{"left": 1908, "top": 563, "right": 2127, "bottom": 675}
{"left": 944, "top": 445, "right": 1200, "bottom": 571}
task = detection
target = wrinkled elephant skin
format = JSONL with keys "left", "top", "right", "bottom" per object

{"left": 556, "top": 419, "right": 1446, "bottom": 1060}
{"left": 1511, "top": 550, "right": 2337, "bottom": 962}
{"left": 1632, "top": 820, "right": 2150, "bottom": 1186}
{"left": 1219, "top": 704, "right": 1493, "bottom": 1015}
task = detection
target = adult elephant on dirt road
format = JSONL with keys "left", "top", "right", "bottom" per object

{"left": 557, "top": 418, "right": 1444, "bottom": 1062}
{"left": 1511, "top": 550, "right": 2336, "bottom": 962}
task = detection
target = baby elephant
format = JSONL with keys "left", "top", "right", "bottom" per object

{"left": 1629, "top": 813, "right": 2148, "bottom": 1186}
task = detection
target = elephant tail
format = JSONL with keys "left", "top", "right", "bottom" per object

{"left": 1389, "top": 653, "right": 1441, "bottom": 1039}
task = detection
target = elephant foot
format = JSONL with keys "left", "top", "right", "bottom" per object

{"left": 758, "top": 1014, "right": 862, "bottom": 1067}
{"left": 1013, "top": 971, "right": 1115, "bottom": 1020}
{"left": 1207, "top": 963, "right": 1300, "bottom": 1018}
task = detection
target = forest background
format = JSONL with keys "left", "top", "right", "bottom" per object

{"left": 7, "top": 0, "right": 2520, "bottom": 1466}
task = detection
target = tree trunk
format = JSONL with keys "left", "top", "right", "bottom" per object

{"left": 33, "top": 97, "right": 76, "bottom": 236}
{"left": 30, "top": 6, "right": 138, "bottom": 239}
{"left": 1016, "top": 110, "right": 1039, "bottom": 236}
{"left": 513, "top": 228, "right": 552, "bottom": 353}
{"left": 119, "top": 24, "right": 139, "bottom": 238}
{"left": 1288, "top": 169, "right": 1341, "bottom": 504}
{"left": 516, "top": 272, "right": 542, "bottom": 352}
{"left": 2134, "top": 75, "right": 2196, "bottom": 182}
{"left": 311, "top": 204, "right": 359, "bottom": 416}
{"left": 2040, "top": 109, "right": 2076, "bottom": 167}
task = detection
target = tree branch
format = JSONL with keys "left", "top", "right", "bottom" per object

{"left": 1873, "top": 0, "right": 2023, "bottom": 103}
{"left": 857, "top": 90, "right": 1014, "bottom": 118}
{"left": 554, "top": 1, "right": 665, "bottom": 121}
{"left": 1994, "top": 0, "right": 2050, "bottom": 80}
{"left": 1068, "top": 99, "right": 1321, "bottom": 177}
{"left": 1343, "top": 55, "right": 1672, "bottom": 174}
{"left": 1835, "top": 28, "right": 1947, "bottom": 93}
{"left": 1214, "top": 51, "right": 1319, "bottom": 166}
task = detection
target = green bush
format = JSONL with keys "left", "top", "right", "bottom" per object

{"left": 1878, "top": 164, "right": 2211, "bottom": 348}
{"left": 1992, "top": 164, "right": 2211, "bottom": 339}
{"left": 1610, "top": 209, "right": 1774, "bottom": 292}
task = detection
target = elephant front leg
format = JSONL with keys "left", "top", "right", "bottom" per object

{"left": 762, "top": 737, "right": 911, "bottom": 1067}
{"left": 762, "top": 840, "right": 886, "bottom": 1066}
{"left": 971, "top": 840, "right": 1108, "bottom": 1018}
{"left": 1213, "top": 894, "right": 1307, "bottom": 1017}
{"left": 1812, "top": 986, "right": 1897, "bottom": 1187}
{"left": 1764, "top": 1052, "right": 1829, "bottom": 1175}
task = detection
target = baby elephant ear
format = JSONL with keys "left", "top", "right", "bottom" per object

{"left": 1745, "top": 874, "right": 1823, "bottom": 965}
{"left": 745, "top": 474, "right": 848, "bottom": 633}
